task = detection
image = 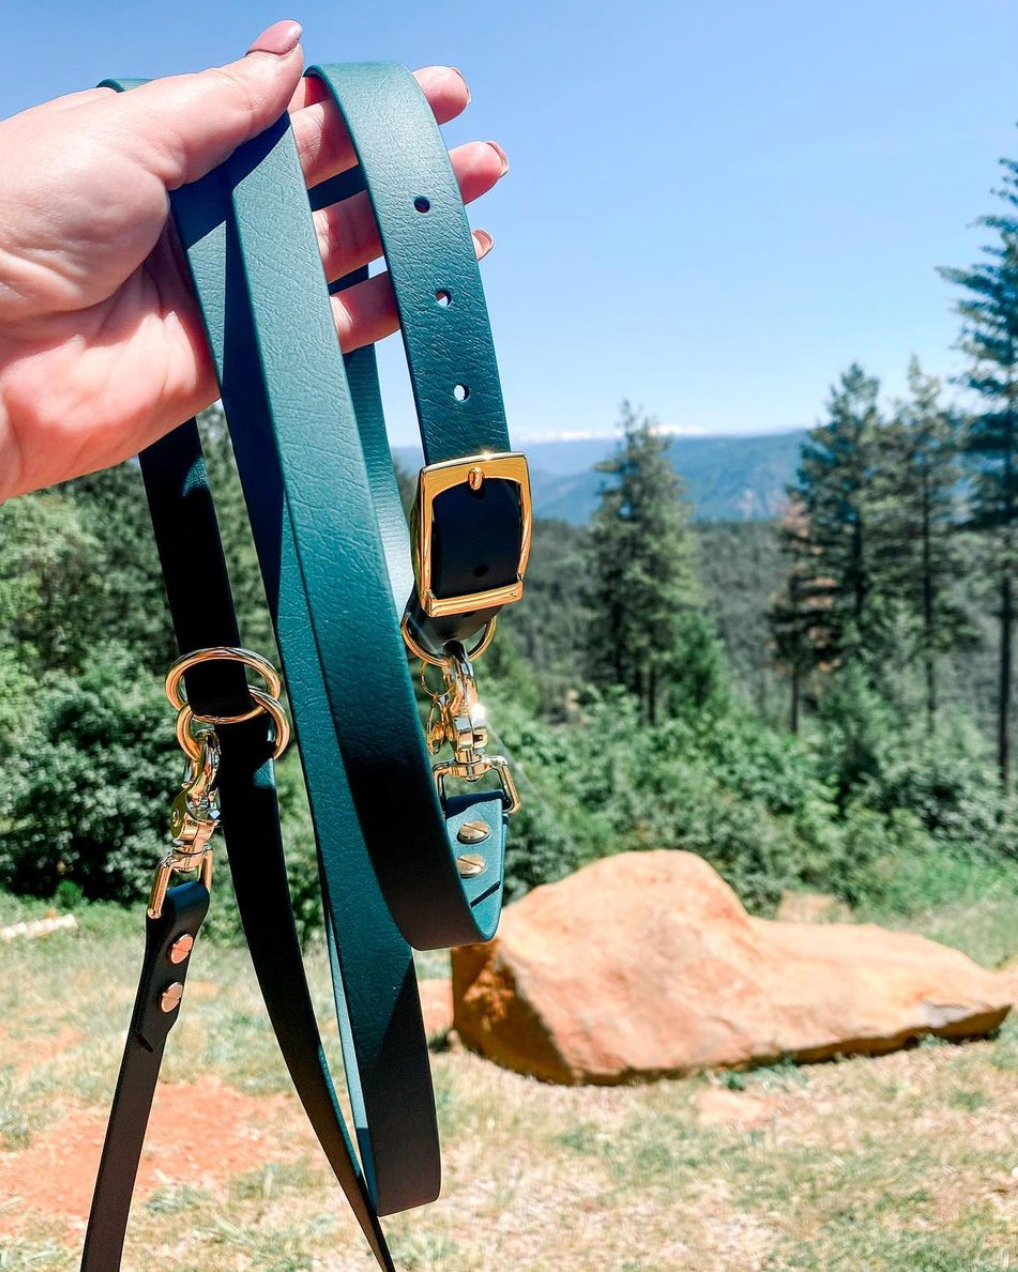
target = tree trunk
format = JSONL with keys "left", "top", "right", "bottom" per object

{"left": 921, "top": 472, "right": 937, "bottom": 725}
{"left": 999, "top": 562, "right": 1013, "bottom": 786}
{"left": 853, "top": 514, "right": 865, "bottom": 620}
{"left": 1001, "top": 405, "right": 1016, "bottom": 787}
{"left": 790, "top": 661, "right": 801, "bottom": 734}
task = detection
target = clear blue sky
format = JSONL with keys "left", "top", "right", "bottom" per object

{"left": 5, "top": 0, "right": 1018, "bottom": 443}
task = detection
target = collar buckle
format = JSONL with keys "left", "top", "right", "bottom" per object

{"left": 411, "top": 451, "right": 533, "bottom": 618}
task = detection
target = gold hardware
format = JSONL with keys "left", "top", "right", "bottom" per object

{"left": 175, "top": 686, "right": 290, "bottom": 762}
{"left": 169, "top": 934, "right": 194, "bottom": 965}
{"left": 400, "top": 612, "right": 497, "bottom": 668}
{"left": 423, "top": 642, "right": 521, "bottom": 816}
{"left": 149, "top": 649, "right": 289, "bottom": 920}
{"left": 165, "top": 646, "right": 283, "bottom": 722}
{"left": 435, "top": 754, "right": 520, "bottom": 815}
{"left": 160, "top": 982, "right": 184, "bottom": 1013}
{"left": 148, "top": 730, "right": 221, "bottom": 920}
{"left": 410, "top": 451, "right": 532, "bottom": 618}
{"left": 457, "top": 819, "right": 491, "bottom": 845}
{"left": 456, "top": 852, "right": 487, "bottom": 878}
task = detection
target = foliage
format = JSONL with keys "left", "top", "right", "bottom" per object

{"left": 869, "top": 360, "right": 971, "bottom": 721}
{"left": 940, "top": 150, "right": 1018, "bottom": 781}
{"left": 585, "top": 402, "right": 725, "bottom": 724}
{"left": 793, "top": 364, "right": 883, "bottom": 653}
{"left": 0, "top": 643, "right": 175, "bottom": 902}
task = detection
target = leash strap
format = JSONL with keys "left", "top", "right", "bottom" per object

{"left": 192, "top": 71, "right": 515, "bottom": 952}
{"left": 79, "top": 881, "right": 209, "bottom": 1271}
{"left": 80, "top": 414, "right": 404, "bottom": 1272}
{"left": 86, "top": 58, "right": 529, "bottom": 1268}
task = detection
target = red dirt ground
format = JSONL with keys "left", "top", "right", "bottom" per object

{"left": 0, "top": 1077, "right": 300, "bottom": 1242}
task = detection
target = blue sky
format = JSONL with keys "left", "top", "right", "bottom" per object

{"left": 5, "top": 1, "right": 1018, "bottom": 443}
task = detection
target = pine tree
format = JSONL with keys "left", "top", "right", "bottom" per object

{"left": 790, "top": 364, "right": 883, "bottom": 661}
{"left": 868, "top": 359, "right": 969, "bottom": 725}
{"left": 768, "top": 496, "right": 837, "bottom": 732}
{"left": 939, "top": 155, "right": 1018, "bottom": 782}
{"left": 585, "top": 402, "right": 722, "bottom": 724}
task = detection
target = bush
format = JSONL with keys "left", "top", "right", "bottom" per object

{"left": 0, "top": 644, "right": 175, "bottom": 902}
{"left": 491, "top": 685, "right": 850, "bottom": 912}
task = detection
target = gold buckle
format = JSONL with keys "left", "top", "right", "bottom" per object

{"left": 411, "top": 451, "right": 533, "bottom": 619}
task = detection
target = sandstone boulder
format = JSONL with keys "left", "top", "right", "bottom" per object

{"left": 418, "top": 977, "right": 454, "bottom": 1043}
{"left": 452, "top": 851, "right": 1013, "bottom": 1084}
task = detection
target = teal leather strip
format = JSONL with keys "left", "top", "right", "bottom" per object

{"left": 91, "top": 59, "right": 521, "bottom": 1267}
{"left": 309, "top": 64, "right": 523, "bottom": 656}
{"left": 310, "top": 63, "right": 509, "bottom": 464}
{"left": 169, "top": 123, "right": 442, "bottom": 1213}
{"left": 214, "top": 94, "right": 507, "bottom": 950}
{"left": 100, "top": 76, "right": 440, "bottom": 1234}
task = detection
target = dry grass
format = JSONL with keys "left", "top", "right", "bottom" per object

{"left": 2, "top": 892, "right": 1018, "bottom": 1272}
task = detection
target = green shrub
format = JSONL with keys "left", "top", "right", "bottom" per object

{"left": 0, "top": 643, "right": 175, "bottom": 902}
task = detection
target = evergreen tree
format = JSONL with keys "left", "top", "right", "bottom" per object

{"left": 939, "top": 155, "right": 1018, "bottom": 782}
{"left": 585, "top": 402, "right": 723, "bottom": 724}
{"left": 768, "top": 496, "right": 837, "bottom": 732}
{"left": 791, "top": 364, "right": 883, "bottom": 662}
{"left": 869, "top": 359, "right": 969, "bottom": 724}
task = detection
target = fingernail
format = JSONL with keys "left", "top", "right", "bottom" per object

{"left": 474, "top": 229, "right": 495, "bottom": 257}
{"left": 246, "top": 19, "right": 302, "bottom": 56}
{"left": 450, "top": 67, "right": 472, "bottom": 105}
{"left": 486, "top": 140, "right": 509, "bottom": 176}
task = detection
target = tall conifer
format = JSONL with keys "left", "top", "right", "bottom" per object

{"left": 586, "top": 402, "right": 721, "bottom": 724}
{"left": 940, "top": 156, "right": 1018, "bottom": 781}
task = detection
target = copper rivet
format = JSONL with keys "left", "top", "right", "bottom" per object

{"left": 169, "top": 934, "right": 194, "bottom": 965}
{"left": 457, "top": 819, "right": 490, "bottom": 845}
{"left": 457, "top": 852, "right": 487, "bottom": 878}
{"left": 467, "top": 465, "right": 485, "bottom": 491}
{"left": 160, "top": 982, "right": 184, "bottom": 1014}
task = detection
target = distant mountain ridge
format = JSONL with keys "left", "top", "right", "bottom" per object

{"left": 394, "top": 429, "right": 808, "bottom": 523}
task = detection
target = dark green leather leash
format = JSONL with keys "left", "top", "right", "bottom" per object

{"left": 83, "top": 61, "right": 531, "bottom": 1270}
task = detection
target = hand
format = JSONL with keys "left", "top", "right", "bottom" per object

{"left": 0, "top": 20, "right": 507, "bottom": 501}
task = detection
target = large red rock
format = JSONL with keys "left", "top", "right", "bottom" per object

{"left": 452, "top": 851, "right": 1013, "bottom": 1084}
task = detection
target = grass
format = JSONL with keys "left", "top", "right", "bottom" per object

{"left": 2, "top": 886, "right": 1018, "bottom": 1270}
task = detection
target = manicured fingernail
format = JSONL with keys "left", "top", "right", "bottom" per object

{"left": 486, "top": 140, "right": 509, "bottom": 176}
{"left": 246, "top": 19, "right": 302, "bottom": 56}
{"left": 474, "top": 229, "right": 495, "bottom": 257}
{"left": 450, "top": 67, "right": 472, "bottom": 105}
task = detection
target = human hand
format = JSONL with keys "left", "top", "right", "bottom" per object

{"left": 0, "top": 20, "right": 506, "bottom": 501}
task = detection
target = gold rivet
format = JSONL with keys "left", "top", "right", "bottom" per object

{"left": 169, "top": 934, "right": 194, "bottom": 965}
{"left": 457, "top": 852, "right": 487, "bottom": 878}
{"left": 160, "top": 982, "right": 184, "bottom": 1014}
{"left": 467, "top": 465, "right": 485, "bottom": 491}
{"left": 457, "top": 819, "right": 490, "bottom": 845}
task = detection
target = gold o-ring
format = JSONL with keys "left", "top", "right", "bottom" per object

{"left": 400, "top": 614, "right": 497, "bottom": 668}
{"left": 164, "top": 646, "right": 282, "bottom": 722}
{"left": 176, "top": 687, "right": 290, "bottom": 762}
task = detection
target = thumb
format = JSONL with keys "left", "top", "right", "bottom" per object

{"left": 109, "top": 21, "right": 304, "bottom": 190}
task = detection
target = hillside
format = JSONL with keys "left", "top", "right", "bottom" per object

{"left": 396, "top": 429, "right": 807, "bottom": 524}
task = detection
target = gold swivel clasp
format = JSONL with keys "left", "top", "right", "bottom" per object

{"left": 424, "top": 642, "right": 520, "bottom": 815}
{"left": 147, "top": 647, "right": 290, "bottom": 919}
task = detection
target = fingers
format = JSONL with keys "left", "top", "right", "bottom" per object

{"left": 290, "top": 65, "right": 471, "bottom": 188}
{"left": 315, "top": 141, "right": 507, "bottom": 283}
{"left": 101, "top": 20, "right": 306, "bottom": 189}
{"left": 335, "top": 229, "right": 494, "bottom": 352}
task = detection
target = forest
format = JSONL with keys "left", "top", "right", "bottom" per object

{"left": 5, "top": 148, "right": 1018, "bottom": 937}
